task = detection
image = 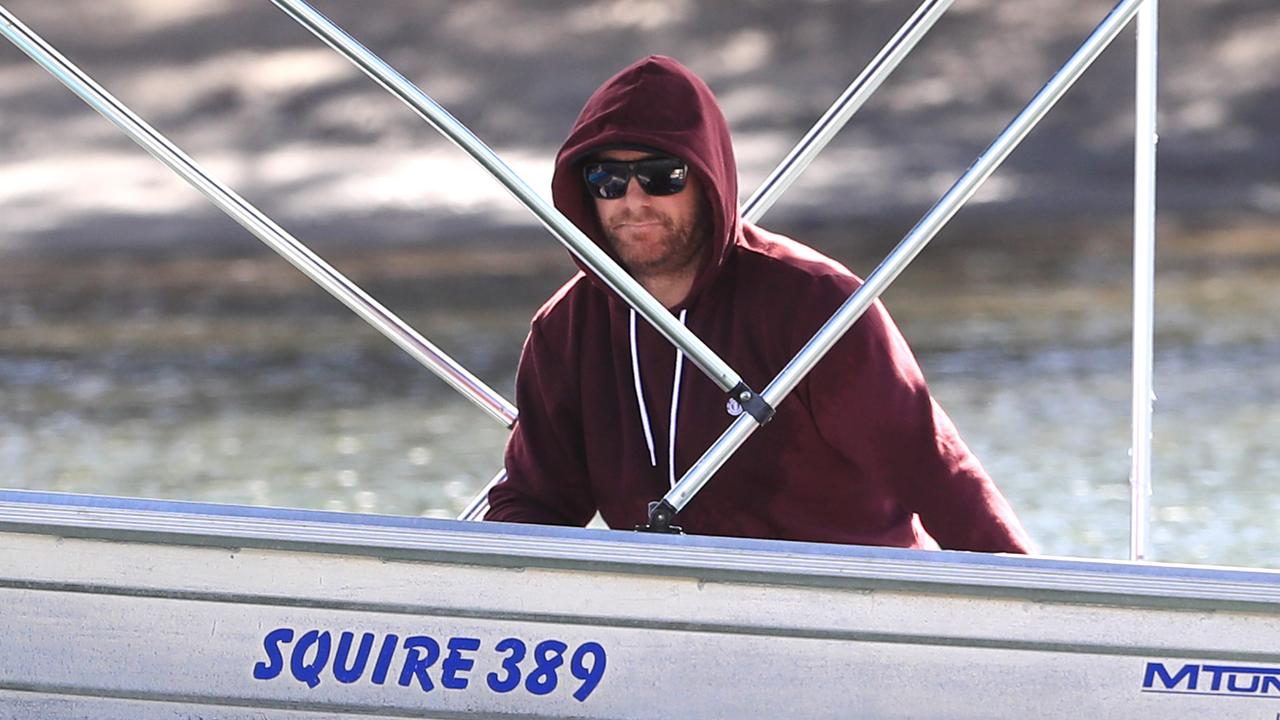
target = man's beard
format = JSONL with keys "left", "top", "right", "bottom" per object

{"left": 603, "top": 207, "right": 710, "bottom": 281}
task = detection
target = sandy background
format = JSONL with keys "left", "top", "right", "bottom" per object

{"left": 1, "top": 0, "right": 1277, "bottom": 255}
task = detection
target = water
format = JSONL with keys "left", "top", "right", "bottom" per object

{"left": 1, "top": 219, "right": 1277, "bottom": 568}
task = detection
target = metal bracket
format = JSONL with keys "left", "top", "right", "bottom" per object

{"left": 635, "top": 500, "right": 683, "bottom": 534}
{"left": 729, "top": 382, "right": 774, "bottom": 425}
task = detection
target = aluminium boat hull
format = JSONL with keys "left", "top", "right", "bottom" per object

{"left": 1, "top": 489, "right": 1278, "bottom": 719}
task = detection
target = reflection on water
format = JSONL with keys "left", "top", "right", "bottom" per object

{"left": 0, "top": 350, "right": 514, "bottom": 514}
{"left": 1, "top": 220, "right": 1278, "bottom": 568}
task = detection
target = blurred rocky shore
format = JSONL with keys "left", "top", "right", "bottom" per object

{"left": 1, "top": 0, "right": 1276, "bottom": 257}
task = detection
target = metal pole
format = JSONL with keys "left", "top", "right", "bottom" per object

{"left": 459, "top": 0, "right": 954, "bottom": 522}
{"left": 1130, "top": 0, "right": 1158, "bottom": 561}
{"left": 741, "top": 0, "right": 953, "bottom": 224}
{"left": 270, "top": 0, "right": 770, "bottom": 422}
{"left": 457, "top": 467, "right": 507, "bottom": 522}
{"left": 0, "top": 4, "right": 517, "bottom": 428}
{"left": 652, "top": 0, "right": 1150, "bottom": 523}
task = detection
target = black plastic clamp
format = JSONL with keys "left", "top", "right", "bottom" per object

{"left": 635, "top": 500, "right": 684, "bottom": 534}
{"left": 729, "top": 381, "right": 775, "bottom": 425}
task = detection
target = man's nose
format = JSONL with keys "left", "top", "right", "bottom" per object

{"left": 618, "top": 176, "right": 651, "bottom": 207}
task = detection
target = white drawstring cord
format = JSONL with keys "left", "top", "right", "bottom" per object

{"left": 629, "top": 309, "right": 658, "bottom": 467}
{"left": 629, "top": 308, "right": 688, "bottom": 485}
{"left": 667, "top": 309, "right": 687, "bottom": 487}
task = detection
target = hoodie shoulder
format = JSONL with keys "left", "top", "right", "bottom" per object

{"left": 531, "top": 271, "right": 594, "bottom": 327}
{"left": 736, "top": 224, "right": 861, "bottom": 292}
{"left": 527, "top": 270, "right": 623, "bottom": 365}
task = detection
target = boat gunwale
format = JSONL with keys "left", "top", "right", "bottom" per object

{"left": 1, "top": 489, "right": 1276, "bottom": 613}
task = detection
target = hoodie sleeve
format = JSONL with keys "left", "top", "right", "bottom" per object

{"left": 802, "top": 275, "right": 1035, "bottom": 553}
{"left": 485, "top": 323, "right": 597, "bottom": 526}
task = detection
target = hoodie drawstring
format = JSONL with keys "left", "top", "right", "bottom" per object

{"left": 629, "top": 308, "right": 687, "bottom": 487}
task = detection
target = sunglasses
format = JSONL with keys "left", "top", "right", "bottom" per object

{"left": 582, "top": 157, "right": 689, "bottom": 200}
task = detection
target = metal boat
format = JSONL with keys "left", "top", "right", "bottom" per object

{"left": 3, "top": 489, "right": 1279, "bottom": 719}
{"left": 3, "top": 0, "right": 1277, "bottom": 717}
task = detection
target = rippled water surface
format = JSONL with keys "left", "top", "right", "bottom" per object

{"left": 2, "top": 220, "right": 1278, "bottom": 568}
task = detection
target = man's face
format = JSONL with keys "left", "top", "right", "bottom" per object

{"left": 589, "top": 150, "right": 709, "bottom": 281}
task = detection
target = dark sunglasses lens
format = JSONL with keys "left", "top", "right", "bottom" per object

{"left": 583, "top": 158, "right": 688, "bottom": 199}
{"left": 634, "top": 159, "right": 688, "bottom": 197}
{"left": 584, "top": 163, "right": 630, "bottom": 199}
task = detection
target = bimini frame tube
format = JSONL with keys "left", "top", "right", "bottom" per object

{"left": 457, "top": 466, "right": 507, "bottom": 522}
{"left": 270, "top": 0, "right": 774, "bottom": 425}
{"left": 646, "top": 0, "right": 1150, "bottom": 530}
{"left": 0, "top": 5, "right": 518, "bottom": 429}
{"left": 741, "top": 0, "right": 953, "bottom": 224}
{"left": 1130, "top": 0, "right": 1158, "bottom": 561}
{"left": 459, "top": 0, "right": 956, "bottom": 522}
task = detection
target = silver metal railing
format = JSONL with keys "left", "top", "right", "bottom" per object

{"left": 647, "top": 0, "right": 1155, "bottom": 530}
{"left": 1130, "top": 0, "right": 1158, "bottom": 561}
{"left": 0, "top": 4, "right": 518, "bottom": 430}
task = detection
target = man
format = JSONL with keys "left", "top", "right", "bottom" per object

{"left": 486, "top": 55, "right": 1033, "bottom": 553}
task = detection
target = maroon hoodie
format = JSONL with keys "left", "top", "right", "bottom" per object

{"left": 486, "top": 56, "right": 1033, "bottom": 553}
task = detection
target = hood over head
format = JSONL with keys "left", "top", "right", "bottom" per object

{"left": 551, "top": 55, "right": 741, "bottom": 308}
